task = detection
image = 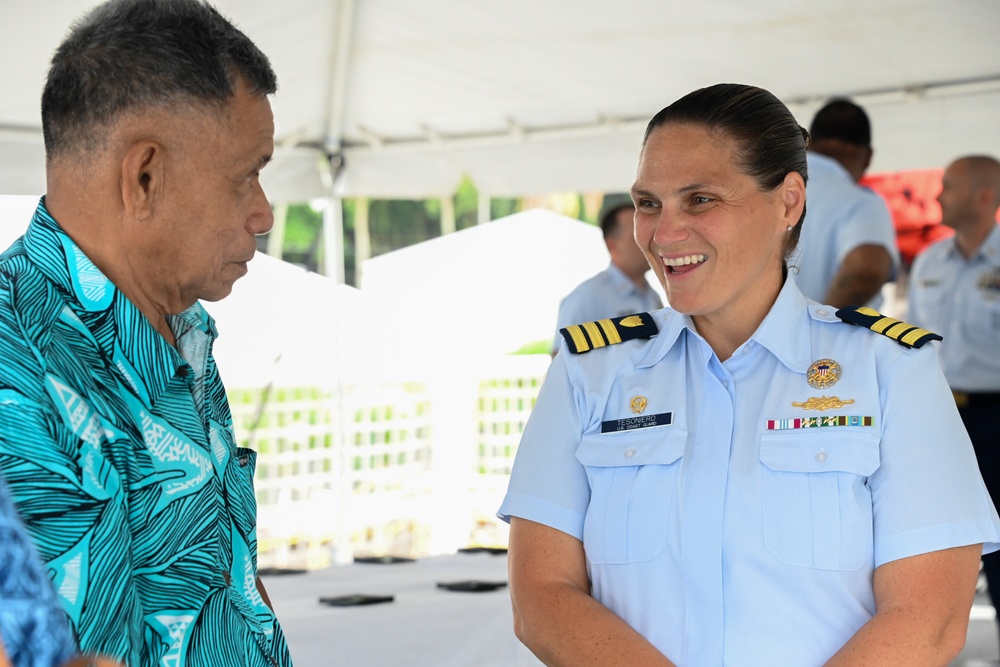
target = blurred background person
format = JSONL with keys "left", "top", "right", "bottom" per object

{"left": 551, "top": 194, "right": 662, "bottom": 356}
{"left": 907, "top": 154, "right": 1000, "bottom": 655}
{"left": 792, "top": 98, "right": 899, "bottom": 311}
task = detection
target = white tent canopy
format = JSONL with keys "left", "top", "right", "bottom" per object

{"left": 2, "top": 0, "right": 999, "bottom": 201}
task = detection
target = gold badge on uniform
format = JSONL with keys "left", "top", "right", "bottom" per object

{"left": 792, "top": 396, "right": 856, "bottom": 411}
{"left": 806, "top": 358, "right": 841, "bottom": 389}
{"left": 630, "top": 396, "right": 647, "bottom": 414}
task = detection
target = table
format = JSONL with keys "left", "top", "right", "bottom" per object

{"left": 262, "top": 551, "right": 543, "bottom": 666}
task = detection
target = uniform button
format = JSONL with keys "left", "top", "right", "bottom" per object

{"left": 722, "top": 380, "right": 729, "bottom": 389}
{"left": 817, "top": 308, "right": 829, "bottom": 316}
{"left": 624, "top": 447, "right": 637, "bottom": 460}
{"left": 815, "top": 450, "right": 828, "bottom": 463}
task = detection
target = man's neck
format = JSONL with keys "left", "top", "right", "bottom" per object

{"left": 954, "top": 222, "right": 993, "bottom": 259}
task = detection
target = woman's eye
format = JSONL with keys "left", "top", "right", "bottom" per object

{"left": 691, "top": 195, "right": 712, "bottom": 205}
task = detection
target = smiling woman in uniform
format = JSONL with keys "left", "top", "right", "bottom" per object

{"left": 498, "top": 83, "right": 1000, "bottom": 666}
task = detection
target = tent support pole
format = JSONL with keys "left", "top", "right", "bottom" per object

{"left": 354, "top": 197, "right": 370, "bottom": 286}
{"left": 440, "top": 196, "right": 456, "bottom": 235}
{"left": 267, "top": 201, "right": 288, "bottom": 260}
{"left": 477, "top": 191, "right": 490, "bottom": 225}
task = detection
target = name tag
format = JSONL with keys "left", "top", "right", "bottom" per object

{"left": 601, "top": 412, "right": 672, "bottom": 433}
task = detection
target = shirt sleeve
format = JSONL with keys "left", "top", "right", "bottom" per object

{"left": 497, "top": 353, "right": 591, "bottom": 540}
{"left": 834, "top": 192, "right": 901, "bottom": 277}
{"left": 870, "top": 342, "right": 1000, "bottom": 567}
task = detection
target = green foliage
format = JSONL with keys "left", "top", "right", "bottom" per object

{"left": 269, "top": 175, "right": 569, "bottom": 286}
{"left": 511, "top": 339, "right": 552, "bottom": 355}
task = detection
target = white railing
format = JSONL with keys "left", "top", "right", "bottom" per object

{"left": 230, "top": 354, "right": 550, "bottom": 569}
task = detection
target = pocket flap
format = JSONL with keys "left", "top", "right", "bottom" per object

{"left": 576, "top": 429, "right": 687, "bottom": 468}
{"left": 760, "top": 431, "right": 879, "bottom": 475}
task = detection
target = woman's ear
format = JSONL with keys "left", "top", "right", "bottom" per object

{"left": 780, "top": 171, "right": 806, "bottom": 231}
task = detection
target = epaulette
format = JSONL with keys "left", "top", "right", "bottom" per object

{"left": 559, "top": 312, "right": 658, "bottom": 354}
{"left": 835, "top": 306, "right": 942, "bottom": 349}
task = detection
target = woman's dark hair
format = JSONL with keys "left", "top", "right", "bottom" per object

{"left": 42, "top": 0, "right": 277, "bottom": 159}
{"left": 643, "top": 83, "right": 809, "bottom": 264}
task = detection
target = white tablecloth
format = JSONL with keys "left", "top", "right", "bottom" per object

{"left": 262, "top": 552, "right": 543, "bottom": 666}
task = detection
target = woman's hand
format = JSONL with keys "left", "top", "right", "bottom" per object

{"left": 508, "top": 516, "right": 675, "bottom": 666}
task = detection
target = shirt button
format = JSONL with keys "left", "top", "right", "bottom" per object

{"left": 815, "top": 450, "right": 828, "bottom": 463}
{"left": 817, "top": 309, "right": 829, "bottom": 316}
{"left": 624, "top": 447, "right": 637, "bottom": 460}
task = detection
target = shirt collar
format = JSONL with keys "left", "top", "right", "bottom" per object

{"left": 940, "top": 223, "right": 1000, "bottom": 264}
{"left": 606, "top": 262, "right": 648, "bottom": 296}
{"left": 22, "top": 198, "right": 217, "bottom": 407}
{"left": 807, "top": 151, "right": 854, "bottom": 185}
{"left": 636, "top": 275, "right": 813, "bottom": 373}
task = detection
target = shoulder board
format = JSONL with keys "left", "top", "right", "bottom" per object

{"left": 835, "top": 306, "right": 941, "bottom": 349}
{"left": 559, "top": 312, "right": 658, "bottom": 355}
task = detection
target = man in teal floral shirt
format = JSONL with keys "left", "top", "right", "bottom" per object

{"left": 0, "top": 0, "right": 292, "bottom": 664}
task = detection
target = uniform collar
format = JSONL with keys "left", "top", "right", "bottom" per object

{"left": 606, "top": 261, "right": 648, "bottom": 296}
{"left": 22, "top": 198, "right": 217, "bottom": 407}
{"left": 636, "top": 275, "right": 814, "bottom": 374}
{"left": 940, "top": 223, "right": 1000, "bottom": 264}
{"left": 807, "top": 151, "right": 854, "bottom": 184}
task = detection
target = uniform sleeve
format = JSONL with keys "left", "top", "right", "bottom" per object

{"left": 497, "top": 353, "right": 591, "bottom": 540}
{"left": 869, "top": 342, "right": 1000, "bottom": 567}
{"left": 834, "top": 192, "right": 901, "bottom": 277}
{"left": 904, "top": 251, "right": 928, "bottom": 324}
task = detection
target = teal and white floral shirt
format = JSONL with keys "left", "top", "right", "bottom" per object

{"left": 0, "top": 199, "right": 292, "bottom": 667}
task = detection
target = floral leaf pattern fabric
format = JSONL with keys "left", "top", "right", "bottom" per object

{"left": 0, "top": 199, "right": 292, "bottom": 667}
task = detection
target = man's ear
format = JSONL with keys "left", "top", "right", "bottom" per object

{"left": 121, "top": 140, "right": 163, "bottom": 221}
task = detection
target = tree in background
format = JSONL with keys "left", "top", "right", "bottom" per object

{"left": 259, "top": 176, "right": 599, "bottom": 286}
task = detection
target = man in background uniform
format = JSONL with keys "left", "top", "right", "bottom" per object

{"left": 907, "top": 154, "right": 1000, "bottom": 648}
{"left": 552, "top": 194, "right": 662, "bottom": 356}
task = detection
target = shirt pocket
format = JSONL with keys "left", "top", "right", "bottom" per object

{"left": 967, "top": 288, "right": 1000, "bottom": 347}
{"left": 226, "top": 447, "right": 259, "bottom": 540}
{"left": 760, "top": 431, "right": 879, "bottom": 571}
{"left": 575, "top": 428, "right": 686, "bottom": 564}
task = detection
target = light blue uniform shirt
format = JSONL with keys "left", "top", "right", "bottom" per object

{"left": 907, "top": 223, "right": 1000, "bottom": 391}
{"left": 553, "top": 263, "right": 663, "bottom": 353}
{"left": 792, "top": 153, "right": 900, "bottom": 310}
{"left": 500, "top": 277, "right": 1000, "bottom": 666}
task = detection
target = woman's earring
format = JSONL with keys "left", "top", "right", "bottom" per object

{"left": 786, "top": 225, "right": 793, "bottom": 232}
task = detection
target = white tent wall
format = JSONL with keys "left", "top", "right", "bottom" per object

{"left": 1, "top": 0, "right": 999, "bottom": 199}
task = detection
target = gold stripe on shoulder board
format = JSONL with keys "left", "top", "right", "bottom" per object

{"left": 835, "top": 306, "right": 942, "bottom": 349}
{"left": 559, "top": 312, "right": 658, "bottom": 354}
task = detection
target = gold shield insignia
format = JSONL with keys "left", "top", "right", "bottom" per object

{"left": 806, "top": 358, "right": 841, "bottom": 389}
{"left": 630, "top": 396, "right": 647, "bottom": 414}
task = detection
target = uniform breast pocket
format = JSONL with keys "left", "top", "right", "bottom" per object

{"left": 760, "top": 431, "right": 879, "bottom": 571}
{"left": 967, "top": 291, "right": 1000, "bottom": 346}
{"left": 575, "top": 428, "right": 686, "bottom": 564}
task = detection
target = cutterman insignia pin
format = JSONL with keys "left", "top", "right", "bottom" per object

{"left": 806, "top": 359, "right": 841, "bottom": 389}
{"left": 630, "top": 396, "right": 647, "bottom": 414}
{"left": 792, "top": 396, "right": 856, "bottom": 411}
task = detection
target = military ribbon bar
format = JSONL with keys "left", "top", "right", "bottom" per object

{"left": 765, "top": 415, "right": 874, "bottom": 430}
